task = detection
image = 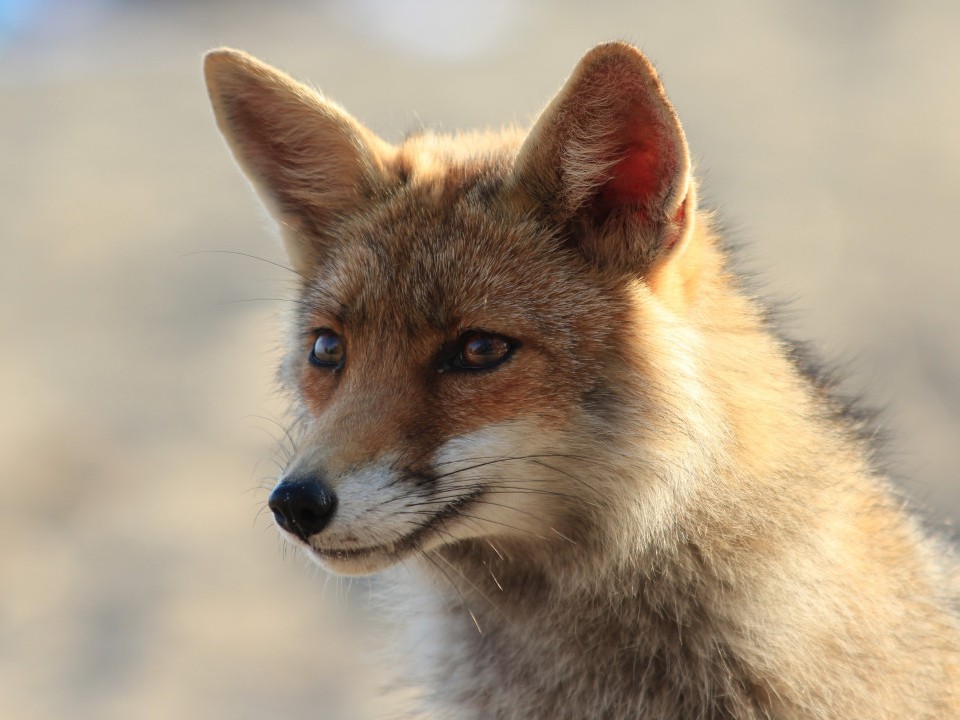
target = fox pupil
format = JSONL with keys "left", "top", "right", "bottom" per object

{"left": 310, "top": 330, "right": 343, "bottom": 367}
{"left": 459, "top": 332, "right": 511, "bottom": 369}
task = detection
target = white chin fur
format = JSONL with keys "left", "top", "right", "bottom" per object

{"left": 307, "top": 546, "right": 402, "bottom": 576}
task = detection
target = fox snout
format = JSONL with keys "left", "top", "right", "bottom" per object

{"left": 268, "top": 477, "right": 338, "bottom": 541}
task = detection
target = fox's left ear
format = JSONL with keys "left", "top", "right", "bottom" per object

{"left": 513, "top": 42, "right": 694, "bottom": 274}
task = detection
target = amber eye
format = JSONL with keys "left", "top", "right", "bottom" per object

{"left": 309, "top": 329, "right": 344, "bottom": 368}
{"left": 450, "top": 331, "right": 515, "bottom": 371}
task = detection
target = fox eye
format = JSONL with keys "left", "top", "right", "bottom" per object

{"left": 450, "top": 331, "right": 515, "bottom": 371}
{"left": 310, "top": 329, "right": 344, "bottom": 368}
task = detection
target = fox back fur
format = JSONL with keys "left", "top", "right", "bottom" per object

{"left": 204, "top": 42, "right": 960, "bottom": 719}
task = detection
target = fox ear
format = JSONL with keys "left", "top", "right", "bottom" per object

{"left": 203, "top": 49, "right": 392, "bottom": 273}
{"left": 513, "top": 42, "right": 694, "bottom": 274}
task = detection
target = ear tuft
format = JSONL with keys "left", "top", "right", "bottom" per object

{"left": 514, "top": 42, "right": 694, "bottom": 273}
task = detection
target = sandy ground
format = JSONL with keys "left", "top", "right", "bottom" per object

{"left": 1, "top": 1, "right": 958, "bottom": 718}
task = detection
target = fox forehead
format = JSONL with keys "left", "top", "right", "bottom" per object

{"left": 294, "top": 170, "right": 611, "bottom": 339}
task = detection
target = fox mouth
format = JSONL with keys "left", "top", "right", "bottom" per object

{"left": 306, "top": 491, "right": 482, "bottom": 567}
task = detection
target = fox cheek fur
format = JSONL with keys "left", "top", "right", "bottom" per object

{"left": 205, "top": 42, "right": 960, "bottom": 720}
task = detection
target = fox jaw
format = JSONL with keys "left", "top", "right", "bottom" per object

{"left": 205, "top": 43, "right": 714, "bottom": 577}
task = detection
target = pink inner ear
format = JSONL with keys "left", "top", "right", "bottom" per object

{"left": 594, "top": 140, "right": 663, "bottom": 222}
{"left": 589, "top": 89, "right": 683, "bottom": 226}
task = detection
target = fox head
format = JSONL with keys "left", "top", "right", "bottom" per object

{"left": 205, "top": 43, "right": 721, "bottom": 577}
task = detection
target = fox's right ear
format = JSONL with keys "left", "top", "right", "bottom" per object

{"left": 203, "top": 49, "right": 392, "bottom": 273}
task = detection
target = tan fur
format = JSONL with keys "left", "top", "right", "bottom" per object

{"left": 205, "top": 42, "right": 960, "bottom": 719}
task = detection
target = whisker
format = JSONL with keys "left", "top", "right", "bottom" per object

{"left": 182, "top": 249, "right": 308, "bottom": 280}
{"left": 406, "top": 497, "right": 581, "bottom": 547}
{"left": 428, "top": 451, "right": 630, "bottom": 485}
{"left": 387, "top": 427, "right": 487, "bottom": 475}
{"left": 398, "top": 478, "right": 593, "bottom": 507}
{"left": 251, "top": 455, "right": 286, "bottom": 479}
{"left": 253, "top": 502, "right": 273, "bottom": 528}
{"left": 431, "top": 451, "right": 605, "bottom": 470}
{"left": 456, "top": 512, "right": 549, "bottom": 541}
{"left": 213, "top": 297, "right": 313, "bottom": 309}
{"left": 431, "top": 548, "right": 506, "bottom": 618}
{"left": 526, "top": 458, "right": 591, "bottom": 486}
{"left": 419, "top": 550, "right": 484, "bottom": 635}
{"left": 485, "top": 539, "right": 506, "bottom": 562}
{"left": 243, "top": 477, "right": 277, "bottom": 494}
{"left": 549, "top": 527, "right": 576, "bottom": 544}
{"left": 245, "top": 413, "right": 299, "bottom": 459}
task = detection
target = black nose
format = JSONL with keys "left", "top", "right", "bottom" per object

{"left": 268, "top": 477, "right": 337, "bottom": 541}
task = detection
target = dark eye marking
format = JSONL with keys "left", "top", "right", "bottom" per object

{"left": 309, "top": 329, "right": 345, "bottom": 369}
{"left": 443, "top": 330, "right": 517, "bottom": 372}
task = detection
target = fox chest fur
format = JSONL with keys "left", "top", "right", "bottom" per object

{"left": 205, "top": 42, "right": 960, "bottom": 719}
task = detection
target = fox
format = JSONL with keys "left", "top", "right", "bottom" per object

{"left": 204, "top": 42, "right": 960, "bottom": 719}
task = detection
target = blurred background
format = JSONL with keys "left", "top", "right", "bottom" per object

{"left": 1, "top": 1, "right": 958, "bottom": 718}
